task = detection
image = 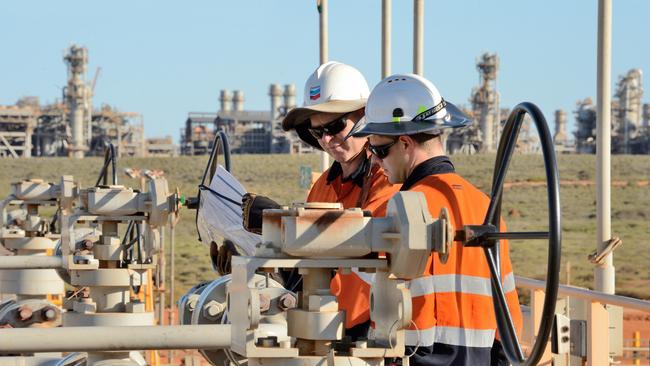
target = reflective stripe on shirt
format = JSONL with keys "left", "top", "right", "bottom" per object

{"left": 405, "top": 326, "right": 496, "bottom": 348}
{"left": 407, "top": 272, "right": 517, "bottom": 298}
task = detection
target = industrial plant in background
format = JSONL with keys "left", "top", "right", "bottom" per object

{"left": 179, "top": 53, "right": 574, "bottom": 157}
{"left": 575, "top": 68, "right": 650, "bottom": 154}
{"left": 2, "top": 46, "right": 647, "bottom": 158}
{"left": 0, "top": 45, "right": 178, "bottom": 159}
{"left": 180, "top": 84, "right": 310, "bottom": 155}
{"left": 439, "top": 53, "right": 649, "bottom": 156}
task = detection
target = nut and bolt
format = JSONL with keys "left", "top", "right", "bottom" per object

{"left": 203, "top": 301, "right": 226, "bottom": 319}
{"left": 255, "top": 336, "right": 279, "bottom": 348}
{"left": 278, "top": 293, "right": 297, "bottom": 311}
{"left": 41, "top": 307, "right": 57, "bottom": 321}
{"left": 187, "top": 296, "right": 199, "bottom": 311}
{"left": 259, "top": 294, "right": 271, "bottom": 313}
{"left": 81, "top": 240, "right": 94, "bottom": 250}
{"left": 18, "top": 307, "right": 33, "bottom": 321}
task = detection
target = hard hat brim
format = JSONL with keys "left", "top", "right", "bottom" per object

{"left": 281, "top": 99, "right": 367, "bottom": 132}
{"left": 349, "top": 102, "right": 471, "bottom": 138}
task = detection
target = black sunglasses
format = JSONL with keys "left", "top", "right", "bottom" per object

{"left": 308, "top": 113, "right": 351, "bottom": 139}
{"left": 368, "top": 138, "right": 398, "bottom": 159}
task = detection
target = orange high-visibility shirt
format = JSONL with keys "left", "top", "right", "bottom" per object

{"left": 405, "top": 172, "right": 523, "bottom": 353}
{"left": 307, "top": 160, "right": 400, "bottom": 329}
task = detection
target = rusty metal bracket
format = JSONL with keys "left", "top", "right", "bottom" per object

{"left": 588, "top": 237, "right": 622, "bottom": 265}
{"left": 457, "top": 224, "right": 498, "bottom": 247}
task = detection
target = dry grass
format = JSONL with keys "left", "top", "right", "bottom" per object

{"left": 0, "top": 153, "right": 648, "bottom": 300}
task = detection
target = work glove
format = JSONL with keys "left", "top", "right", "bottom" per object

{"left": 210, "top": 239, "right": 239, "bottom": 275}
{"left": 241, "top": 193, "right": 281, "bottom": 235}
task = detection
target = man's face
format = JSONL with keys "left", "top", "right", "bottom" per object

{"left": 309, "top": 111, "right": 367, "bottom": 163}
{"left": 368, "top": 135, "right": 407, "bottom": 184}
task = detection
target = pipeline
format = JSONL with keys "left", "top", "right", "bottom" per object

{"left": 0, "top": 325, "right": 231, "bottom": 352}
{"left": 0, "top": 256, "right": 63, "bottom": 269}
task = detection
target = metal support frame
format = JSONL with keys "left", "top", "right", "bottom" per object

{"left": 515, "top": 276, "right": 650, "bottom": 365}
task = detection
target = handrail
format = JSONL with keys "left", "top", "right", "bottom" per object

{"left": 515, "top": 276, "right": 650, "bottom": 313}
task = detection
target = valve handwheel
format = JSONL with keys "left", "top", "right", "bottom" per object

{"left": 459, "top": 102, "right": 561, "bottom": 365}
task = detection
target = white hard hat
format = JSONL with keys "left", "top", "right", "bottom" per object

{"left": 350, "top": 74, "right": 470, "bottom": 137}
{"left": 283, "top": 61, "right": 370, "bottom": 149}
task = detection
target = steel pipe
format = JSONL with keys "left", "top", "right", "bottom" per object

{"left": 382, "top": 0, "right": 392, "bottom": 78}
{"left": 413, "top": 0, "right": 424, "bottom": 76}
{"left": 0, "top": 255, "right": 63, "bottom": 269}
{"left": 319, "top": 0, "right": 330, "bottom": 172}
{"left": 0, "top": 325, "right": 231, "bottom": 352}
{"left": 516, "top": 276, "right": 650, "bottom": 313}
{"left": 595, "top": 0, "right": 614, "bottom": 295}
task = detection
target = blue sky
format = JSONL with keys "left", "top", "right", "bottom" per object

{"left": 1, "top": 1, "right": 648, "bottom": 141}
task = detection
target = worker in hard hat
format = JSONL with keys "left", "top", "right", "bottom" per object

{"left": 242, "top": 61, "right": 400, "bottom": 339}
{"left": 349, "top": 73, "right": 522, "bottom": 365}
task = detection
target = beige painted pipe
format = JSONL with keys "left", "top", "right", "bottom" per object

{"left": 0, "top": 325, "right": 231, "bottom": 352}
{"left": 0, "top": 255, "right": 62, "bottom": 269}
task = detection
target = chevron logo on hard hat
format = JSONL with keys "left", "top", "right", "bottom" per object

{"left": 309, "top": 86, "right": 321, "bottom": 100}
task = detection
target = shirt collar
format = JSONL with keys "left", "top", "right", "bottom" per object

{"left": 326, "top": 156, "right": 371, "bottom": 188}
{"left": 400, "top": 155, "right": 455, "bottom": 191}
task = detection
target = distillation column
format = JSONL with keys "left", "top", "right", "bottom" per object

{"left": 554, "top": 109, "right": 568, "bottom": 146}
{"left": 614, "top": 69, "right": 643, "bottom": 153}
{"left": 471, "top": 53, "right": 499, "bottom": 153}
{"left": 64, "top": 45, "right": 91, "bottom": 159}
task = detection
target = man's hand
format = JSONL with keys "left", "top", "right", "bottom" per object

{"left": 210, "top": 240, "right": 239, "bottom": 275}
{"left": 241, "top": 193, "right": 281, "bottom": 235}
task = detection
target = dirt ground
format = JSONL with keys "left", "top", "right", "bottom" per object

{"left": 626, "top": 309, "right": 650, "bottom": 339}
{"left": 622, "top": 309, "right": 650, "bottom": 364}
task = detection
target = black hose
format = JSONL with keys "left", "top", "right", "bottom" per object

{"left": 49, "top": 208, "right": 60, "bottom": 233}
{"left": 95, "top": 143, "right": 118, "bottom": 187}
{"left": 110, "top": 144, "right": 117, "bottom": 185}
{"left": 136, "top": 222, "right": 144, "bottom": 264}
{"left": 195, "top": 130, "right": 232, "bottom": 242}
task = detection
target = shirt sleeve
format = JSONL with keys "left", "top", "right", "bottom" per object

{"left": 362, "top": 170, "right": 401, "bottom": 217}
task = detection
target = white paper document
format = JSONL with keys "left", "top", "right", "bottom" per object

{"left": 196, "top": 165, "right": 262, "bottom": 255}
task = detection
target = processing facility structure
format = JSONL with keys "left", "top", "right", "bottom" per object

{"left": 446, "top": 53, "right": 540, "bottom": 155}
{"left": 4, "top": 46, "right": 647, "bottom": 158}
{"left": 175, "top": 52, "right": 647, "bottom": 157}
{"left": 180, "top": 84, "right": 310, "bottom": 155}
{"left": 446, "top": 54, "right": 648, "bottom": 155}
{"left": 0, "top": 45, "right": 178, "bottom": 159}
{"left": 574, "top": 68, "right": 650, "bottom": 154}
